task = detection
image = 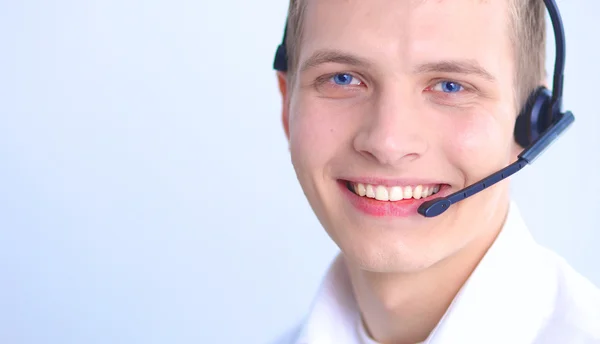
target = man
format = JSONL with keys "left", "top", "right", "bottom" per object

{"left": 272, "top": 0, "right": 600, "bottom": 343}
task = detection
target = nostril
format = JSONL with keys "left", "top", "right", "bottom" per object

{"left": 353, "top": 127, "right": 428, "bottom": 167}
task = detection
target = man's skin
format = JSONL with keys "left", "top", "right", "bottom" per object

{"left": 276, "top": 0, "right": 529, "bottom": 343}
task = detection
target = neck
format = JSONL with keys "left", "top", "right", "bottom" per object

{"left": 345, "top": 200, "right": 510, "bottom": 344}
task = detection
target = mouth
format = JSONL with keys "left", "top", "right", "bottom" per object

{"left": 343, "top": 181, "right": 443, "bottom": 202}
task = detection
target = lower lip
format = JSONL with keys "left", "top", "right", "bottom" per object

{"left": 338, "top": 181, "right": 449, "bottom": 218}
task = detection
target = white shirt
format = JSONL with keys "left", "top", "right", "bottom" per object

{"left": 271, "top": 202, "right": 600, "bottom": 344}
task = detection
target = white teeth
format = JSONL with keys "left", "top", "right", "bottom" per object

{"left": 366, "top": 184, "right": 376, "bottom": 198}
{"left": 350, "top": 182, "right": 441, "bottom": 201}
{"left": 423, "top": 186, "right": 430, "bottom": 197}
{"left": 413, "top": 185, "right": 423, "bottom": 199}
{"left": 357, "top": 183, "right": 367, "bottom": 197}
{"left": 375, "top": 186, "right": 389, "bottom": 201}
{"left": 389, "top": 186, "right": 403, "bottom": 201}
{"left": 403, "top": 186, "right": 413, "bottom": 199}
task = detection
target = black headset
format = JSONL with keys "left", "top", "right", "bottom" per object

{"left": 273, "top": 0, "right": 575, "bottom": 218}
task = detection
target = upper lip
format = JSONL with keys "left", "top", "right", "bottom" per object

{"left": 340, "top": 177, "right": 447, "bottom": 187}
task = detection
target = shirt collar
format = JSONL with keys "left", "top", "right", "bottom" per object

{"left": 294, "top": 201, "right": 555, "bottom": 344}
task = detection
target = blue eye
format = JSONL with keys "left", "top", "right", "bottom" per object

{"left": 332, "top": 73, "right": 359, "bottom": 86}
{"left": 433, "top": 81, "right": 464, "bottom": 93}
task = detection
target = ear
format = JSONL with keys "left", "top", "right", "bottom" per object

{"left": 277, "top": 71, "right": 291, "bottom": 141}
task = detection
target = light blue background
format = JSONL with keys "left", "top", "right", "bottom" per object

{"left": 0, "top": 1, "right": 598, "bottom": 343}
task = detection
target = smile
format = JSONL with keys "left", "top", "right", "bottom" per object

{"left": 346, "top": 181, "right": 441, "bottom": 201}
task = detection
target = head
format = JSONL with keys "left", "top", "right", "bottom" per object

{"left": 277, "top": 0, "right": 546, "bottom": 272}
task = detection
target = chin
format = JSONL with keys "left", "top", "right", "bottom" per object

{"left": 333, "top": 229, "right": 445, "bottom": 274}
{"left": 344, "top": 249, "right": 440, "bottom": 274}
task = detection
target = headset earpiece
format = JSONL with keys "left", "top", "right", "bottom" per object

{"left": 273, "top": 23, "right": 289, "bottom": 72}
{"left": 514, "top": 86, "right": 555, "bottom": 148}
{"left": 273, "top": 43, "right": 288, "bottom": 72}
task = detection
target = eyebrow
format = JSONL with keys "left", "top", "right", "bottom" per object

{"left": 414, "top": 60, "right": 496, "bottom": 82}
{"left": 299, "top": 50, "right": 497, "bottom": 82}
{"left": 300, "top": 50, "right": 372, "bottom": 73}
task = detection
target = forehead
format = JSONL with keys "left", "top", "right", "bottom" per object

{"left": 299, "top": 0, "right": 513, "bottom": 79}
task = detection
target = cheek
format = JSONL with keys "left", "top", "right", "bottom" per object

{"left": 288, "top": 95, "right": 358, "bottom": 171}
{"left": 442, "top": 109, "right": 513, "bottom": 178}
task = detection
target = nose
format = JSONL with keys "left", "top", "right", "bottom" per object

{"left": 353, "top": 89, "right": 429, "bottom": 166}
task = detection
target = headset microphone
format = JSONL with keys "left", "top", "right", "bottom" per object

{"left": 272, "top": 0, "right": 574, "bottom": 218}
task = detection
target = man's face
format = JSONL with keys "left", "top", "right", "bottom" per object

{"left": 281, "top": 0, "right": 520, "bottom": 272}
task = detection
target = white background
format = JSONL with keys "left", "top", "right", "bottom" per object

{"left": 0, "top": 1, "right": 598, "bottom": 343}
